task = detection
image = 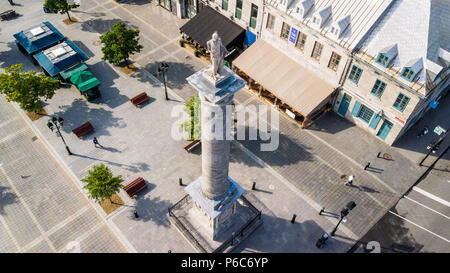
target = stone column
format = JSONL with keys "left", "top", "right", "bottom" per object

{"left": 199, "top": 93, "right": 232, "bottom": 201}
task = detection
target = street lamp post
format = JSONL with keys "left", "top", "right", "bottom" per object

{"left": 47, "top": 116, "right": 72, "bottom": 155}
{"left": 330, "top": 201, "right": 356, "bottom": 236}
{"left": 419, "top": 129, "right": 447, "bottom": 166}
{"left": 158, "top": 62, "right": 169, "bottom": 100}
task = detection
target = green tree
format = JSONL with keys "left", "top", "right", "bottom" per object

{"left": 100, "top": 21, "right": 143, "bottom": 68}
{"left": 181, "top": 94, "right": 201, "bottom": 141}
{"left": 0, "top": 64, "right": 59, "bottom": 113}
{"left": 44, "top": 0, "right": 79, "bottom": 22}
{"left": 81, "top": 164, "right": 124, "bottom": 203}
{"left": 181, "top": 94, "right": 237, "bottom": 141}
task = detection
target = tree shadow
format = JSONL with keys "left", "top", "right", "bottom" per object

{"left": 80, "top": 18, "right": 138, "bottom": 34}
{"left": 0, "top": 186, "right": 18, "bottom": 215}
{"left": 0, "top": 41, "right": 34, "bottom": 70}
{"left": 72, "top": 10, "right": 106, "bottom": 18}
{"left": 121, "top": 0, "right": 152, "bottom": 5}
{"left": 130, "top": 195, "right": 172, "bottom": 227}
{"left": 52, "top": 98, "right": 124, "bottom": 137}
{"left": 142, "top": 60, "right": 197, "bottom": 91}
{"left": 71, "top": 40, "right": 95, "bottom": 58}
{"left": 86, "top": 61, "right": 130, "bottom": 109}
{"left": 74, "top": 153, "right": 150, "bottom": 173}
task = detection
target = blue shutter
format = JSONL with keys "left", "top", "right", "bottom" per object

{"left": 351, "top": 101, "right": 362, "bottom": 116}
{"left": 369, "top": 113, "right": 381, "bottom": 129}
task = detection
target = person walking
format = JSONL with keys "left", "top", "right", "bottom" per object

{"left": 93, "top": 137, "right": 100, "bottom": 148}
{"left": 8, "top": 0, "right": 14, "bottom": 5}
{"left": 345, "top": 175, "right": 354, "bottom": 186}
{"left": 417, "top": 126, "right": 429, "bottom": 138}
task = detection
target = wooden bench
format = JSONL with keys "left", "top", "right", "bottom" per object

{"left": 72, "top": 122, "right": 94, "bottom": 138}
{"left": 130, "top": 92, "right": 150, "bottom": 107}
{"left": 184, "top": 140, "right": 200, "bottom": 152}
{"left": 0, "top": 10, "right": 17, "bottom": 21}
{"left": 123, "top": 177, "right": 147, "bottom": 198}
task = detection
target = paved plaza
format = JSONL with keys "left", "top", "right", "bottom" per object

{"left": 0, "top": 0, "right": 448, "bottom": 253}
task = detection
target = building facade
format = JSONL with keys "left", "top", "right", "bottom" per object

{"left": 335, "top": 0, "right": 450, "bottom": 145}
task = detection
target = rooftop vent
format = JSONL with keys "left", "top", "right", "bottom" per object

{"left": 30, "top": 27, "right": 45, "bottom": 36}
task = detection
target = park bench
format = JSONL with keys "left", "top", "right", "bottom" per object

{"left": 0, "top": 10, "right": 17, "bottom": 21}
{"left": 130, "top": 92, "right": 150, "bottom": 107}
{"left": 72, "top": 121, "right": 94, "bottom": 138}
{"left": 184, "top": 140, "right": 200, "bottom": 152}
{"left": 123, "top": 177, "right": 147, "bottom": 198}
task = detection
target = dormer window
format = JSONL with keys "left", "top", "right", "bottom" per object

{"left": 400, "top": 67, "right": 415, "bottom": 82}
{"left": 376, "top": 53, "right": 390, "bottom": 68}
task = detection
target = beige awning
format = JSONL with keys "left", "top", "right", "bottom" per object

{"left": 233, "top": 39, "right": 336, "bottom": 117}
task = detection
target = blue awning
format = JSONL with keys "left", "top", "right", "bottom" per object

{"left": 34, "top": 40, "right": 89, "bottom": 77}
{"left": 13, "top": 21, "right": 65, "bottom": 55}
{"left": 244, "top": 30, "right": 256, "bottom": 46}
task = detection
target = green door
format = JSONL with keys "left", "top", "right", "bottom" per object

{"left": 338, "top": 93, "right": 351, "bottom": 116}
{"left": 376, "top": 120, "right": 393, "bottom": 140}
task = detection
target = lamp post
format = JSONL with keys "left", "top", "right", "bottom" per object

{"left": 158, "top": 62, "right": 169, "bottom": 100}
{"left": 47, "top": 116, "right": 72, "bottom": 155}
{"left": 330, "top": 201, "right": 356, "bottom": 236}
{"left": 419, "top": 129, "right": 447, "bottom": 166}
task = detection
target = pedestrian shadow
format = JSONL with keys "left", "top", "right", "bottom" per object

{"left": 72, "top": 153, "right": 150, "bottom": 173}
{"left": 357, "top": 185, "right": 380, "bottom": 194}
{"left": 98, "top": 145, "right": 121, "bottom": 153}
{"left": 0, "top": 186, "right": 18, "bottom": 215}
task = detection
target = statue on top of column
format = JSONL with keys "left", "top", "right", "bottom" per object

{"left": 206, "top": 31, "right": 228, "bottom": 81}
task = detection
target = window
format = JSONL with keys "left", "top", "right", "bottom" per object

{"left": 348, "top": 65, "right": 363, "bottom": 84}
{"left": 311, "top": 41, "right": 323, "bottom": 60}
{"left": 328, "top": 52, "right": 341, "bottom": 71}
{"left": 266, "top": 13, "right": 275, "bottom": 30}
{"left": 357, "top": 105, "right": 374, "bottom": 123}
{"left": 280, "top": 22, "right": 291, "bottom": 40}
{"left": 376, "top": 53, "right": 389, "bottom": 67}
{"left": 295, "top": 32, "right": 307, "bottom": 50}
{"left": 250, "top": 4, "right": 258, "bottom": 29}
{"left": 370, "top": 79, "right": 386, "bottom": 98}
{"left": 235, "top": 0, "right": 242, "bottom": 19}
{"left": 400, "top": 67, "right": 415, "bottom": 82}
{"left": 393, "top": 93, "right": 410, "bottom": 112}
{"left": 222, "top": 0, "right": 228, "bottom": 11}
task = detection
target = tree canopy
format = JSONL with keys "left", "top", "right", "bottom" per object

{"left": 44, "top": 0, "right": 79, "bottom": 21}
{"left": 182, "top": 94, "right": 201, "bottom": 141}
{"left": 0, "top": 64, "right": 59, "bottom": 113}
{"left": 81, "top": 164, "right": 124, "bottom": 203}
{"left": 100, "top": 21, "right": 143, "bottom": 67}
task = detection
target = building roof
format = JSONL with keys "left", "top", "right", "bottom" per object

{"left": 13, "top": 22, "right": 65, "bottom": 55}
{"left": 180, "top": 6, "right": 245, "bottom": 50}
{"left": 233, "top": 39, "right": 335, "bottom": 117}
{"left": 33, "top": 40, "right": 89, "bottom": 77}
{"left": 356, "top": 0, "right": 450, "bottom": 90}
{"left": 268, "top": 0, "right": 394, "bottom": 50}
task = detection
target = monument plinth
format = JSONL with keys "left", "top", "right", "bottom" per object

{"left": 169, "top": 33, "right": 262, "bottom": 252}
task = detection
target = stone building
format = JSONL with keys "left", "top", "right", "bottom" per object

{"left": 336, "top": 0, "right": 450, "bottom": 144}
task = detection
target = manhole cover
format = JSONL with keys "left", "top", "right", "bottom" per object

{"left": 185, "top": 55, "right": 192, "bottom": 60}
{"left": 31, "top": 136, "right": 38, "bottom": 141}
{"left": 383, "top": 153, "right": 392, "bottom": 160}
{"left": 93, "top": 40, "right": 101, "bottom": 46}
{"left": 269, "top": 184, "right": 275, "bottom": 190}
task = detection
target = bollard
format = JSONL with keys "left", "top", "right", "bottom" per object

{"left": 134, "top": 210, "right": 139, "bottom": 218}
{"left": 179, "top": 178, "right": 183, "bottom": 186}
{"left": 252, "top": 182, "right": 256, "bottom": 190}
{"left": 364, "top": 162, "right": 371, "bottom": 170}
{"left": 291, "top": 214, "right": 296, "bottom": 223}
{"left": 377, "top": 152, "right": 381, "bottom": 158}
{"left": 319, "top": 207, "right": 325, "bottom": 215}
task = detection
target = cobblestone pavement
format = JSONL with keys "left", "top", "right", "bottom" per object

{"left": 1, "top": 0, "right": 442, "bottom": 253}
{"left": 0, "top": 96, "right": 126, "bottom": 253}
